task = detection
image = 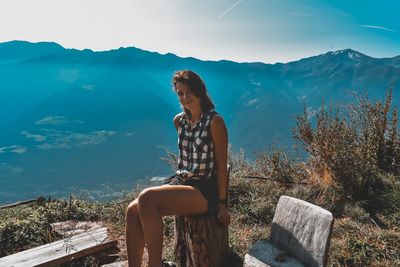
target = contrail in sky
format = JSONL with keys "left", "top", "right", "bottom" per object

{"left": 360, "top": 24, "right": 398, "bottom": 33}
{"left": 218, "top": 0, "right": 243, "bottom": 19}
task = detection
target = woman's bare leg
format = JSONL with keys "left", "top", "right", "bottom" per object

{"left": 126, "top": 198, "right": 145, "bottom": 267}
{"left": 138, "top": 185, "right": 208, "bottom": 267}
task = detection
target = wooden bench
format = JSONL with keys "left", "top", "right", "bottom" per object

{"left": 244, "top": 195, "right": 334, "bottom": 267}
{"left": 174, "top": 166, "right": 231, "bottom": 267}
{"left": 0, "top": 227, "right": 118, "bottom": 267}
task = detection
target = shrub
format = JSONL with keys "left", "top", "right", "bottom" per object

{"left": 293, "top": 90, "right": 400, "bottom": 212}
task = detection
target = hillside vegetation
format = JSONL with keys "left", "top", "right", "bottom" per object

{"left": 1, "top": 91, "right": 399, "bottom": 266}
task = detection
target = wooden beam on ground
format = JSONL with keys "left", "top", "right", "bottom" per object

{"left": 0, "top": 227, "right": 117, "bottom": 267}
{"left": 51, "top": 220, "right": 105, "bottom": 238}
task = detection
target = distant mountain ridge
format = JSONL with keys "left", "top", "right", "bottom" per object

{"left": 0, "top": 40, "right": 399, "bottom": 203}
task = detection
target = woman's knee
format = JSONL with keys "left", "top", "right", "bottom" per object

{"left": 126, "top": 199, "right": 140, "bottom": 221}
{"left": 137, "top": 187, "right": 159, "bottom": 211}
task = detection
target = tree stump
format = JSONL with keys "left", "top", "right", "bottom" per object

{"left": 174, "top": 214, "right": 229, "bottom": 267}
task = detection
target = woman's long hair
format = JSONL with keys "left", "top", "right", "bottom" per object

{"left": 172, "top": 70, "right": 215, "bottom": 119}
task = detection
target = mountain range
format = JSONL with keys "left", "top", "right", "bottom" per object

{"left": 0, "top": 40, "right": 399, "bottom": 203}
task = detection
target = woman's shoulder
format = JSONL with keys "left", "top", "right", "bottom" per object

{"left": 209, "top": 111, "right": 226, "bottom": 129}
{"left": 205, "top": 109, "right": 221, "bottom": 119}
{"left": 209, "top": 112, "right": 228, "bottom": 140}
{"left": 210, "top": 113, "right": 225, "bottom": 125}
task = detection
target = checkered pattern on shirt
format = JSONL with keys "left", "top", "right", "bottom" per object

{"left": 176, "top": 110, "right": 217, "bottom": 180}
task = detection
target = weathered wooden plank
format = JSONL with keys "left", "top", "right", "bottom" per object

{"left": 270, "top": 196, "right": 334, "bottom": 267}
{"left": 0, "top": 227, "right": 117, "bottom": 267}
{"left": 51, "top": 220, "right": 104, "bottom": 238}
{"left": 243, "top": 240, "right": 304, "bottom": 267}
{"left": 244, "top": 195, "right": 334, "bottom": 267}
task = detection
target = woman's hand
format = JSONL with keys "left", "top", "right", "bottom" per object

{"left": 217, "top": 204, "right": 231, "bottom": 226}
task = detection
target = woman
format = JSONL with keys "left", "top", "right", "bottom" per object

{"left": 125, "top": 70, "right": 230, "bottom": 267}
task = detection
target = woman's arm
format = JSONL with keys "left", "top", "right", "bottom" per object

{"left": 210, "top": 115, "right": 228, "bottom": 203}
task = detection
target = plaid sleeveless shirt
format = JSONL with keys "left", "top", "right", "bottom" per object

{"left": 176, "top": 110, "right": 217, "bottom": 180}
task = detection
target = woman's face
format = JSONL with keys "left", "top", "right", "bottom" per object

{"left": 175, "top": 82, "right": 201, "bottom": 110}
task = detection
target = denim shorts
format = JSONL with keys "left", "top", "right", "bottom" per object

{"left": 163, "top": 174, "right": 219, "bottom": 214}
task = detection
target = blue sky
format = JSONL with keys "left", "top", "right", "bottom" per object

{"left": 0, "top": 0, "right": 399, "bottom": 63}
